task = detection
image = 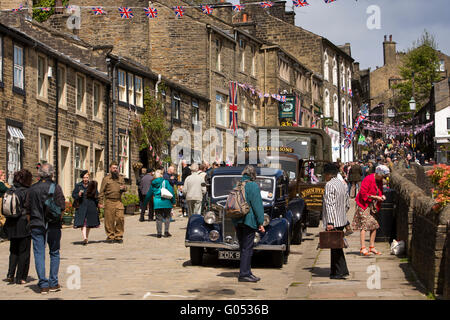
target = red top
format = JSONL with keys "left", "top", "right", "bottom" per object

{"left": 356, "top": 173, "right": 383, "bottom": 211}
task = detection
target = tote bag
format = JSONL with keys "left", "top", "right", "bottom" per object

{"left": 160, "top": 180, "right": 173, "bottom": 200}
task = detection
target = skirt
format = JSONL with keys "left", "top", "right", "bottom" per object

{"left": 351, "top": 205, "right": 379, "bottom": 231}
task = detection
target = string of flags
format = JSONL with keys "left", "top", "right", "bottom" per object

{"left": 4, "top": 1, "right": 340, "bottom": 16}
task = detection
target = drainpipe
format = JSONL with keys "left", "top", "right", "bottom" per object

{"left": 337, "top": 56, "right": 342, "bottom": 161}
{"left": 264, "top": 48, "right": 267, "bottom": 126}
{"left": 155, "top": 73, "right": 162, "bottom": 104}
{"left": 54, "top": 59, "right": 59, "bottom": 183}
{"left": 112, "top": 61, "right": 118, "bottom": 162}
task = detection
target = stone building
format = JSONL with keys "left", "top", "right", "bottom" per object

{"left": 236, "top": 0, "right": 356, "bottom": 162}
{"left": 370, "top": 34, "right": 450, "bottom": 128}
{"left": 0, "top": 12, "right": 109, "bottom": 198}
{"left": 0, "top": 10, "right": 210, "bottom": 198}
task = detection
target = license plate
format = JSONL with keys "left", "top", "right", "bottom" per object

{"left": 218, "top": 251, "right": 240, "bottom": 260}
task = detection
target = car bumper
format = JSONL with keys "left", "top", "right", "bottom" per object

{"left": 185, "top": 240, "right": 286, "bottom": 251}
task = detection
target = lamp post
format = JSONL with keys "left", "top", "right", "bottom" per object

{"left": 409, "top": 96, "right": 416, "bottom": 152}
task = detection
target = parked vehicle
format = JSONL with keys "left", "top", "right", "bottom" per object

{"left": 185, "top": 167, "right": 307, "bottom": 268}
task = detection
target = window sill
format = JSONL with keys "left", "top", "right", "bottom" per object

{"left": 214, "top": 124, "right": 228, "bottom": 131}
{"left": 213, "top": 70, "right": 226, "bottom": 78}
{"left": 76, "top": 111, "right": 88, "bottom": 119}
{"left": 93, "top": 116, "right": 103, "bottom": 124}
{"left": 239, "top": 71, "right": 248, "bottom": 77}
{"left": 36, "top": 95, "right": 49, "bottom": 105}
{"left": 13, "top": 86, "right": 26, "bottom": 96}
{"left": 58, "top": 103, "right": 68, "bottom": 111}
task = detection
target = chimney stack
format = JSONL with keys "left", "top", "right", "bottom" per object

{"left": 383, "top": 34, "right": 396, "bottom": 66}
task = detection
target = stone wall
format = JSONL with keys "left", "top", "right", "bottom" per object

{"left": 390, "top": 170, "right": 450, "bottom": 299}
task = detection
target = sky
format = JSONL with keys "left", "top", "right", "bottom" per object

{"left": 230, "top": 0, "right": 450, "bottom": 70}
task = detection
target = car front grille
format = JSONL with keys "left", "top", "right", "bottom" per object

{"left": 222, "top": 215, "right": 239, "bottom": 245}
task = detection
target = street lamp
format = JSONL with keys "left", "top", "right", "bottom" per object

{"left": 409, "top": 97, "right": 416, "bottom": 152}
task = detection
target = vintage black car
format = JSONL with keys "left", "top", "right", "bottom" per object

{"left": 185, "top": 167, "right": 307, "bottom": 268}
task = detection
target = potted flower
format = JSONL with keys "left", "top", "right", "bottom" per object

{"left": 121, "top": 192, "right": 140, "bottom": 215}
{"left": 63, "top": 198, "right": 75, "bottom": 225}
{"left": 426, "top": 164, "right": 450, "bottom": 211}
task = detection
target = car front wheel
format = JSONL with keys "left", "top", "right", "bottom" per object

{"left": 190, "top": 247, "right": 204, "bottom": 266}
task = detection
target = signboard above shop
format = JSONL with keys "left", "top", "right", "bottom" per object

{"left": 278, "top": 95, "right": 296, "bottom": 120}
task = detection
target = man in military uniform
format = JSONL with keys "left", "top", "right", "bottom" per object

{"left": 99, "top": 162, "right": 127, "bottom": 243}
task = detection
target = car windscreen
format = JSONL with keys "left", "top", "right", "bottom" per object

{"left": 267, "top": 159, "right": 297, "bottom": 181}
{"left": 212, "top": 175, "right": 275, "bottom": 200}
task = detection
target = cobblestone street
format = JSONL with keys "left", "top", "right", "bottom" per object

{"left": 0, "top": 201, "right": 428, "bottom": 300}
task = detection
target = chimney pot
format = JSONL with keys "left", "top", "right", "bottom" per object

{"left": 384, "top": 35, "right": 387, "bottom": 42}
{"left": 389, "top": 35, "right": 392, "bottom": 42}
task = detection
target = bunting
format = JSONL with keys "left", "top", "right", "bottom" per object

{"left": 173, "top": 6, "right": 185, "bottom": 18}
{"left": 118, "top": 7, "right": 133, "bottom": 19}
{"left": 144, "top": 7, "right": 158, "bottom": 18}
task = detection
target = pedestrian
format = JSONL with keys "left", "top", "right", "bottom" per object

{"left": 143, "top": 169, "right": 176, "bottom": 238}
{"left": 183, "top": 163, "right": 205, "bottom": 217}
{"left": 164, "top": 165, "right": 178, "bottom": 222}
{"left": 199, "top": 164, "right": 208, "bottom": 213}
{"left": 4, "top": 169, "right": 33, "bottom": 284}
{"left": 181, "top": 160, "right": 191, "bottom": 183}
{"left": 136, "top": 167, "right": 147, "bottom": 221}
{"left": 322, "top": 163, "right": 350, "bottom": 279}
{"left": 351, "top": 165, "right": 390, "bottom": 256}
{"left": 98, "top": 162, "right": 127, "bottom": 244}
{"left": 26, "top": 163, "right": 65, "bottom": 294}
{"left": 232, "top": 165, "right": 265, "bottom": 283}
{"left": 139, "top": 168, "right": 155, "bottom": 221}
{"left": 0, "top": 169, "right": 11, "bottom": 241}
{"left": 348, "top": 161, "right": 362, "bottom": 198}
{"left": 73, "top": 172, "right": 100, "bottom": 245}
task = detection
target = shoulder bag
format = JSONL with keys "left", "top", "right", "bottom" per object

{"left": 160, "top": 180, "right": 173, "bottom": 200}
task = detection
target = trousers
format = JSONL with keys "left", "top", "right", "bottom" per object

{"left": 155, "top": 208, "right": 171, "bottom": 235}
{"left": 330, "top": 226, "right": 349, "bottom": 276}
{"left": 104, "top": 200, "right": 124, "bottom": 240}
{"left": 187, "top": 200, "right": 202, "bottom": 217}
{"left": 8, "top": 236, "right": 31, "bottom": 283}
{"left": 236, "top": 224, "right": 256, "bottom": 278}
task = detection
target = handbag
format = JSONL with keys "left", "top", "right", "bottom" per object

{"left": 319, "top": 230, "right": 345, "bottom": 249}
{"left": 160, "top": 180, "right": 173, "bottom": 200}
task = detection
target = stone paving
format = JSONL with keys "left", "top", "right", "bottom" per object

{"left": 0, "top": 201, "right": 428, "bottom": 300}
{"left": 287, "top": 201, "right": 428, "bottom": 300}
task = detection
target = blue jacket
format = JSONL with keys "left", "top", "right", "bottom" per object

{"left": 232, "top": 175, "right": 265, "bottom": 230}
{"left": 143, "top": 177, "right": 176, "bottom": 210}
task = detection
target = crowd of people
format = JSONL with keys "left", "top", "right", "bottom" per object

{"left": 0, "top": 134, "right": 438, "bottom": 291}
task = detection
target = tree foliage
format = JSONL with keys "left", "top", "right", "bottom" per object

{"left": 393, "top": 30, "right": 441, "bottom": 113}
{"left": 32, "top": 0, "right": 69, "bottom": 23}
{"left": 131, "top": 88, "right": 170, "bottom": 169}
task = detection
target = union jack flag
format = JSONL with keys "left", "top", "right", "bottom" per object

{"left": 201, "top": 5, "right": 213, "bottom": 15}
{"left": 92, "top": 7, "right": 105, "bottom": 15}
{"left": 118, "top": 7, "right": 133, "bottom": 19}
{"left": 144, "top": 7, "right": 158, "bottom": 18}
{"left": 12, "top": 4, "right": 23, "bottom": 12}
{"left": 233, "top": 4, "right": 245, "bottom": 12}
{"left": 324, "top": 0, "right": 336, "bottom": 3}
{"left": 229, "top": 81, "right": 239, "bottom": 133}
{"left": 173, "top": 6, "right": 185, "bottom": 18}
{"left": 348, "top": 88, "right": 353, "bottom": 97}
{"left": 41, "top": 7, "right": 51, "bottom": 12}
{"left": 293, "top": 0, "right": 309, "bottom": 7}
{"left": 261, "top": 2, "right": 274, "bottom": 8}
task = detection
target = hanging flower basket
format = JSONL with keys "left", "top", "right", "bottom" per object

{"left": 132, "top": 162, "right": 143, "bottom": 171}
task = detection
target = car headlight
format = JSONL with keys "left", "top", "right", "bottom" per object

{"left": 204, "top": 211, "right": 216, "bottom": 224}
{"left": 263, "top": 213, "right": 271, "bottom": 227}
{"left": 209, "top": 230, "right": 220, "bottom": 241}
{"left": 254, "top": 232, "right": 261, "bottom": 244}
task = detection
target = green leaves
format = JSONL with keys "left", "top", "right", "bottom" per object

{"left": 131, "top": 87, "right": 170, "bottom": 169}
{"left": 393, "top": 31, "right": 441, "bottom": 113}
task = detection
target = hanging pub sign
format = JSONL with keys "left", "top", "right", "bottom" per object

{"left": 278, "top": 95, "right": 295, "bottom": 121}
{"left": 323, "top": 117, "right": 333, "bottom": 127}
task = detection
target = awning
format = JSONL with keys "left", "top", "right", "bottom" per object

{"left": 8, "top": 126, "right": 25, "bottom": 140}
